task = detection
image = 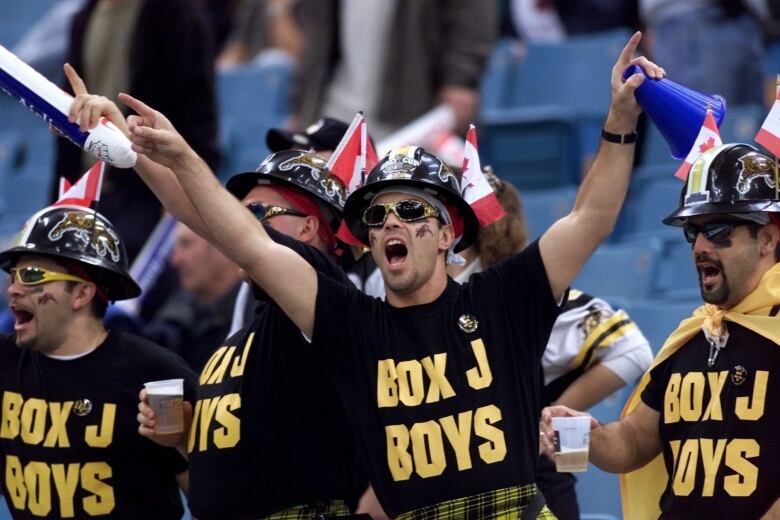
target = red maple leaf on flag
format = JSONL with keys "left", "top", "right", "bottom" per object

{"left": 698, "top": 137, "right": 716, "bottom": 153}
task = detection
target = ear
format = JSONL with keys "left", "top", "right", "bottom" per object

{"left": 758, "top": 223, "right": 780, "bottom": 258}
{"left": 297, "top": 215, "right": 320, "bottom": 244}
{"left": 438, "top": 222, "right": 455, "bottom": 252}
{"left": 70, "top": 282, "right": 97, "bottom": 312}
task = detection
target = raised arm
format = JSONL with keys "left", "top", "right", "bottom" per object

{"left": 539, "top": 32, "right": 665, "bottom": 300}
{"left": 120, "top": 94, "right": 319, "bottom": 337}
{"left": 63, "top": 64, "right": 212, "bottom": 240}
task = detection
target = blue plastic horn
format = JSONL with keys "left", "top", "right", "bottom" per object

{"left": 622, "top": 64, "right": 727, "bottom": 159}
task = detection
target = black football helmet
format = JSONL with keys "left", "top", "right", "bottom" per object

{"left": 664, "top": 143, "right": 780, "bottom": 226}
{"left": 0, "top": 205, "right": 140, "bottom": 300}
{"left": 343, "top": 146, "right": 478, "bottom": 251}
{"left": 226, "top": 150, "right": 346, "bottom": 231}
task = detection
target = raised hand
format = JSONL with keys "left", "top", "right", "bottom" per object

{"left": 610, "top": 31, "right": 665, "bottom": 122}
{"left": 63, "top": 63, "right": 128, "bottom": 134}
{"left": 118, "top": 92, "right": 195, "bottom": 169}
{"left": 137, "top": 388, "right": 192, "bottom": 450}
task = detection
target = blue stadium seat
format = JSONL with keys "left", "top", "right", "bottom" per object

{"left": 621, "top": 165, "right": 684, "bottom": 239}
{"left": 479, "top": 109, "right": 579, "bottom": 190}
{"left": 0, "top": 0, "right": 58, "bottom": 47}
{"left": 217, "top": 54, "right": 294, "bottom": 180}
{"left": 0, "top": 496, "right": 10, "bottom": 520}
{"left": 516, "top": 185, "right": 577, "bottom": 240}
{"left": 575, "top": 238, "right": 663, "bottom": 300}
{"left": 719, "top": 103, "right": 765, "bottom": 144}
{"left": 479, "top": 29, "right": 632, "bottom": 188}
{"left": 624, "top": 299, "right": 698, "bottom": 355}
{"left": 639, "top": 123, "right": 679, "bottom": 168}
{"left": 479, "top": 38, "right": 522, "bottom": 111}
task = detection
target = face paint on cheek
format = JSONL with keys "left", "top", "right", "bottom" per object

{"left": 369, "top": 234, "right": 377, "bottom": 247}
{"left": 713, "top": 239, "right": 733, "bottom": 249}
{"left": 27, "top": 287, "right": 44, "bottom": 295}
{"left": 37, "top": 293, "right": 58, "bottom": 305}
{"left": 415, "top": 224, "right": 434, "bottom": 239}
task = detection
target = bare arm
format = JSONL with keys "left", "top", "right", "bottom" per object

{"left": 120, "top": 93, "right": 319, "bottom": 337}
{"left": 63, "top": 64, "right": 213, "bottom": 241}
{"left": 540, "top": 402, "right": 662, "bottom": 474}
{"left": 539, "top": 32, "right": 666, "bottom": 299}
{"left": 554, "top": 363, "right": 626, "bottom": 411}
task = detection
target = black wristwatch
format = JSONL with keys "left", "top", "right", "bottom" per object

{"left": 601, "top": 128, "right": 638, "bottom": 144}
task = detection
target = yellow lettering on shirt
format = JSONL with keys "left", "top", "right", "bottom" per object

{"left": 84, "top": 404, "right": 115, "bottom": 448}
{"left": 735, "top": 371, "right": 767, "bottom": 421}
{"left": 230, "top": 333, "right": 254, "bottom": 377}
{"left": 466, "top": 339, "right": 493, "bottom": 390}
{"left": 679, "top": 372, "right": 705, "bottom": 422}
{"left": 724, "top": 439, "right": 759, "bottom": 496}
{"left": 1, "top": 391, "right": 23, "bottom": 439}
{"left": 410, "top": 420, "right": 446, "bottom": 478}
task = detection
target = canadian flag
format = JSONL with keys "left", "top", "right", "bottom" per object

{"left": 674, "top": 109, "right": 722, "bottom": 181}
{"left": 54, "top": 161, "right": 105, "bottom": 208}
{"left": 755, "top": 79, "right": 780, "bottom": 158}
{"left": 461, "top": 125, "right": 505, "bottom": 226}
{"left": 327, "top": 112, "right": 379, "bottom": 246}
{"left": 326, "top": 112, "right": 378, "bottom": 196}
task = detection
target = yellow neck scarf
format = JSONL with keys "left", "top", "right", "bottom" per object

{"left": 619, "top": 263, "right": 780, "bottom": 520}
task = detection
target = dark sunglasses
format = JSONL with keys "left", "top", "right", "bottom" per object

{"left": 245, "top": 202, "right": 307, "bottom": 222}
{"left": 9, "top": 266, "right": 87, "bottom": 286}
{"left": 362, "top": 200, "right": 440, "bottom": 227}
{"left": 682, "top": 220, "right": 750, "bottom": 244}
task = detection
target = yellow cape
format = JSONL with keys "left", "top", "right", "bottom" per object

{"left": 618, "top": 263, "right": 780, "bottom": 520}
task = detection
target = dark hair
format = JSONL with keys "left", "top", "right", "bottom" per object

{"left": 745, "top": 221, "right": 780, "bottom": 262}
{"left": 474, "top": 168, "right": 529, "bottom": 268}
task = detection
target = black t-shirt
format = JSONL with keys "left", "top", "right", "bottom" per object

{"left": 0, "top": 330, "right": 196, "bottom": 520}
{"left": 642, "top": 323, "right": 780, "bottom": 519}
{"left": 313, "top": 241, "right": 560, "bottom": 517}
{"left": 187, "top": 227, "right": 361, "bottom": 520}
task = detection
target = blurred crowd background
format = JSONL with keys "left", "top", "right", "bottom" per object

{"left": 1, "top": 1, "right": 780, "bottom": 518}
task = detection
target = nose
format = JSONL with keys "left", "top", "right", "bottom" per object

{"left": 7, "top": 273, "right": 24, "bottom": 297}
{"left": 691, "top": 231, "right": 714, "bottom": 255}
{"left": 382, "top": 210, "right": 403, "bottom": 229}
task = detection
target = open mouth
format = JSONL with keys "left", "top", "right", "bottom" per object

{"left": 698, "top": 263, "right": 721, "bottom": 287}
{"left": 385, "top": 239, "right": 408, "bottom": 267}
{"left": 10, "top": 306, "right": 33, "bottom": 329}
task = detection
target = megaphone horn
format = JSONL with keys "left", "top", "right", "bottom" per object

{"left": 623, "top": 64, "right": 727, "bottom": 160}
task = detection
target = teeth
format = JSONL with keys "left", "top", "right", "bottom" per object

{"left": 388, "top": 239, "right": 402, "bottom": 246}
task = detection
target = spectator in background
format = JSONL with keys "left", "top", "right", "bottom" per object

{"left": 143, "top": 222, "right": 241, "bottom": 372}
{"left": 447, "top": 168, "right": 652, "bottom": 520}
{"left": 217, "top": 0, "right": 303, "bottom": 69}
{"left": 292, "top": 0, "right": 497, "bottom": 140}
{"left": 54, "top": 0, "right": 221, "bottom": 263}
{"left": 640, "top": 0, "right": 767, "bottom": 106}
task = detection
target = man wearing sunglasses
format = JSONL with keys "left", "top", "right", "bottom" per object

{"left": 0, "top": 204, "right": 196, "bottom": 519}
{"left": 89, "top": 32, "right": 661, "bottom": 518}
{"left": 542, "top": 143, "right": 780, "bottom": 519}
{"left": 63, "top": 66, "right": 367, "bottom": 519}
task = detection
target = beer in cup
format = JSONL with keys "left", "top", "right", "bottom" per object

{"left": 144, "top": 378, "right": 184, "bottom": 434}
{"left": 551, "top": 415, "right": 591, "bottom": 472}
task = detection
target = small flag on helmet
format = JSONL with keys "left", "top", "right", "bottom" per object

{"left": 329, "top": 112, "right": 378, "bottom": 246}
{"left": 755, "top": 76, "right": 780, "bottom": 159}
{"left": 461, "top": 125, "right": 506, "bottom": 226}
{"left": 674, "top": 108, "right": 722, "bottom": 181}
{"left": 54, "top": 161, "right": 105, "bottom": 209}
